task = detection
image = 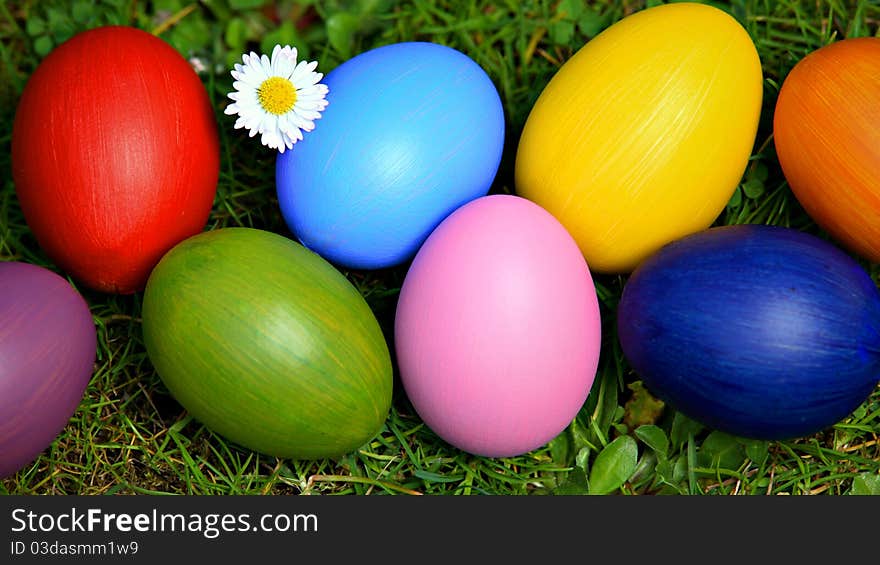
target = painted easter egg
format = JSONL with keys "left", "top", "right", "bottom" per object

{"left": 774, "top": 37, "right": 880, "bottom": 262}
{"left": 142, "top": 228, "right": 393, "bottom": 459}
{"left": 617, "top": 225, "right": 880, "bottom": 440}
{"left": 1, "top": 262, "right": 96, "bottom": 479}
{"left": 394, "top": 195, "right": 602, "bottom": 457}
{"left": 515, "top": 2, "right": 763, "bottom": 273}
{"left": 276, "top": 41, "right": 505, "bottom": 270}
{"left": 12, "top": 26, "right": 219, "bottom": 294}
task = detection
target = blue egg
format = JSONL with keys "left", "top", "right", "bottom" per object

{"left": 276, "top": 42, "right": 505, "bottom": 269}
{"left": 617, "top": 224, "right": 880, "bottom": 440}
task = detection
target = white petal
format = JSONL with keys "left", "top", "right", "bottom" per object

{"left": 262, "top": 113, "right": 278, "bottom": 133}
{"left": 275, "top": 59, "right": 295, "bottom": 79}
{"left": 298, "top": 88, "right": 324, "bottom": 101}
{"left": 285, "top": 136, "right": 297, "bottom": 151}
{"left": 270, "top": 45, "right": 288, "bottom": 76}
{"left": 290, "top": 60, "right": 317, "bottom": 84}
{"left": 296, "top": 71, "right": 323, "bottom": 88}
{"left": 282, "top": 128, "right": 302, "bottom": 147}
{"left": 262, "top": 129, "right": 282, "bottom": 150}
{"left": 293, "top": 100, "right": 323, "bottom": 113}
{"left": 294, "top": 104, "right": 323, "bottom": 118}
{"left": 244, "top": 113, "right": 262, "bottom": 131}
{"left": 233, "top": 71, "right": 262, "bottom": 89}
{"left": 292, "top": 101, "right": 321, "bottom": 113}
{"left": 246, "top": 52, "right": 260, "bottom": 70}
{"left": 295, "top": 100, "right": 326, "bottom": 111}
{"left": 295, "top": 88, "right": 326, "bottom": 99}
{"left": 240, "top": 89, "right": 260, "bottom": 106}
{"left": 275, "top": 46, "right": 298, "bottom": 75}
{"left": 290, "top": 111, "right": 314, "bottom": 129}
{"left": 284, "top": 46, "right": 298, "bottom": 64}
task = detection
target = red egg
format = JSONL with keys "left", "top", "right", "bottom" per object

{"left": 11, "top": 26, "right": 220, "bottom": 294}
{"left": 773, "top": 37, "right": 880, "bottom": 262}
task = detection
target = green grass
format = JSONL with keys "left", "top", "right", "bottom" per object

{"left": 2, "top": 0, "right": 880, "bottom": 496}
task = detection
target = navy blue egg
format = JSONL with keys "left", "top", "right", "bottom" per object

{"left": 276, "top": 42, "right": 505, "bottom": 270}
{"left": 617, "top": 224, "right": 880, "bottom": 440}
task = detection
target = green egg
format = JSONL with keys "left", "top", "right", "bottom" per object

{"left": 142, "top": 227, "right": 393, "bottom": 459}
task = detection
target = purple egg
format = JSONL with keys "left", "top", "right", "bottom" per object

{"left": 1, "top": 262, "right": 96, "bottom": 479}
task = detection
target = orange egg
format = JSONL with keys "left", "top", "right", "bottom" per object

{"left": 773, "top": 37, "right": 880, "bottom": 262}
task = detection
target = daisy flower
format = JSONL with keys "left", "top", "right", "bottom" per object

{"left": 225, "top": 45, "right": 329, "bottom": 153}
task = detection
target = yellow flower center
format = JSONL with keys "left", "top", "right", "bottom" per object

{"left": 257, "top": 76, "right": 297, "bottom": 115}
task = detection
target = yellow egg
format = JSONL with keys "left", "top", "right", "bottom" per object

{"left": 515, "top": 2, "right": 763, "bottom": 273}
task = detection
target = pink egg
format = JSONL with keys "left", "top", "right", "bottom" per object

{"left": 394, "top": 194, "right": 602, "bottom": 457}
